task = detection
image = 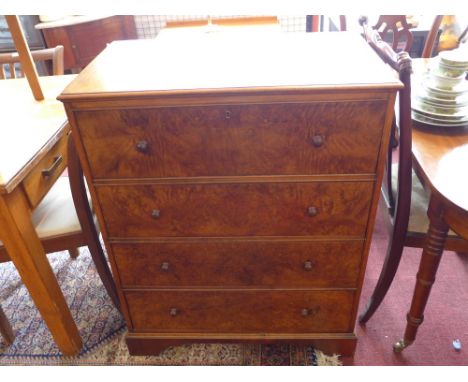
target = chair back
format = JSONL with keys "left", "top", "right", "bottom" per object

{"left": 359, "top": 16, "right": 414, "bottom": 235}
{"left": 0, "top": 46, "right": 64, "bottom": 79}
{"left": 372, "top": 16, "right": 414, "bottom": 52}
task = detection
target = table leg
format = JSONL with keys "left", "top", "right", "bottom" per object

{"left": 0, "top": 188, "right": 82, "bottom": 356}
{"left": 0, "top": 303, "right": 14, "bottom": 345}
{"left": 393, "top": 199, "right": 448, "bottom": 352}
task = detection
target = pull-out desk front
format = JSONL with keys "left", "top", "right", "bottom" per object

{"left": 59, "top": 29, "right": 401, "bottom": 356}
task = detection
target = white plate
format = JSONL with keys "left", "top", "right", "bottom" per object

{"left": 415, "top": 94, "right": 468, "bottom": 108}
{"left": 439, "top": 49, "right": 468, "bottom": 68}
{"left": 412, "top": 100, "right": 468, "bottom": 120}
{"left": 412, "top": 111, "right": 468, "bottom": 127}
{"left": 424, "top": 78, "right": 468, "bottom": 95}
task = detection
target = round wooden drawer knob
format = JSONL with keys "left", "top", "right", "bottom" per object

{"left": 303, "top": 260, "right": 314, "bottom": 270}
{"left": 311, "top": 135, "right": 325, "bottom": 147}
{"left": 161, "top": 262, "right": 170, "bottom": 271}
{"left": 301, "top": 307, "right": 319, "bottom": 317}
{"left": 136, "top": 139, "right": 149, "bottom": 153}
{"left": 307, "top": 206, "right": 318, "bottom": 216}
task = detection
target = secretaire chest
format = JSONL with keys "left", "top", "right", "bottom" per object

{"left": 59, "top": 30, "right": 401, "bottom": 356}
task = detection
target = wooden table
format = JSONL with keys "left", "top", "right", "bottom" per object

{"left": 0, "top": 74, "right": 82, "bottom": 356}
{"left": 394, "top": 104, "right": 468, "bottom": 351}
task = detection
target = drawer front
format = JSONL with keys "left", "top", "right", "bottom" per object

{"left": 113, "top": 240, "right": 363, "bottom": 288}
{"left": 22, "top": 131, "right": 69, "bottom": 209}
{"left": 76, "top": 101, "right": 386, "bottom": 178}
{"left": 97, "top": 182, "right": 373, "bottom": 237}
{"left": 125, "top": 290, "right": 355, "bottom": 333}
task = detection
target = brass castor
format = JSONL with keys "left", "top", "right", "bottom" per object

{"left": 393, "top": 339, "right": 413, "bottom": 353}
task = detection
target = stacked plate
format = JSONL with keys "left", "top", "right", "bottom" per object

{"left": 412, "top": 48, "right": 468, "bottom": 127}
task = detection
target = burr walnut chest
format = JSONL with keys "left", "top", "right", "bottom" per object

{"left": 59, "top": 30, "right": 401, "bottom": 356}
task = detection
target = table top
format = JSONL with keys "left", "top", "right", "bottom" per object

{"left": 411, "top": 59, "right": 468, "bottom": 212}
{"left": 412, "top": 125, "right": 468, "bottom": 212}
{"left": 59, "top": 29, "right": 401, "bottom": 101}
{"left": 0, "top": 75, "right": 75, "bottom": 194}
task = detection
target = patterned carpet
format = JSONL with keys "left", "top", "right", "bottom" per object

{"left": 0, "top": 248, "right": 340, "bottom": 366}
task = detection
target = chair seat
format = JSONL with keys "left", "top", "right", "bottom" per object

{"left": 0, "top": 177, "right": 81, "bottom": 247}
{"left": 391, "top": 163, "right": 456, "bottom": 236}
{"left": 32, "top": 176, "right": 82, "bottom": 238}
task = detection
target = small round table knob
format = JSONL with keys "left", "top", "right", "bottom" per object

{"left": 151, "top": 209, "right": 161, "bottom": 219}
{"left": 304, "top": 260, "right": 313, "bottom": 270}
{"left": 301, "top": 308, "right": 310, "bottom": 317}
{"left": 170, "top": 308, "right": 178, "bottom": 316}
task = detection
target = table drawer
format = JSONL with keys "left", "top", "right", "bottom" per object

{"left": 113, "top": 240, "right": 363, "bottom": 288}
{"left": 75, "top": 101, "right": 386, "bottom": 179}
{"left": 22, "top": 130, "right": 69, "bottom": 209}
{"left": 125, "top": 290, "right": 355, "bottom": 333}
{"left": 96, "top": 181, "right": 373, "bottom": 238}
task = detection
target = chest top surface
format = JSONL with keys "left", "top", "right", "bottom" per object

{"left": 59, "top": 29, "right": 402, "bottom": 101}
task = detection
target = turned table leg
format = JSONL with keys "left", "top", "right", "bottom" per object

{"left": 393, "top": 198, "right": 449, "bottom": 352}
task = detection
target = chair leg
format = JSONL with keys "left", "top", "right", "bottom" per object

{"left": 68, "top": 248, "right": 80, "bottom": 259}
{"left": 67, "top": 133, "right": 121, "bottom": 312}
{"left": 359, "top": 190, "right": 412, "bottom": 323}
{"left": 359, "top": 228, "right": 407, "bottom": 323}
{"left": 0, "top": 304, "right": 14, "bottom": 346}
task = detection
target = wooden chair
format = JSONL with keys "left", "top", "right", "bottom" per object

{"left": 0, "top": 46, "right": 120, "bottom": 344}
{"left": 357, "top": 16, "right": 468, "bottom": 324}
{"left": 0, "top": 46, "right": 64, "bottom": 79}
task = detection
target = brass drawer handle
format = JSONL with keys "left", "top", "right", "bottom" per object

{"left": 303, "top": 260, "right": 314, "bottom": 271}
{"left": 307, "top": 206, "right": 318, "bottom": 217}
{"left": 301, "top": 306, "right": 320, "bottom": 317}
{"left": 136, "top": 140, "right": 149, "bottom": 153}
{"left": 41, "top": 155, "right": 63, "bottom": 178}
{"left": 170, "top": 308, "right": 178, "bottom": 317}
{"left": 151, "top": 209, "right": 161, "bottom": 219}
{"left": 311, "top": 135, "right": 325, "bottom": 148}
{"left": 161, "top": 262, "right": 170, "bottom": 271}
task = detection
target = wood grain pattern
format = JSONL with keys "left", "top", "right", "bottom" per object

{"left": 125, "top": 290, "right": 355, "bottom": 333}
{"left": 0, "top": 186, "right": 81, "bottom": 355}
{"left": 41, "top": 16, "right": 137, "bottom": 71}
{"left": 112, "top": 240, "right": 363, "bottom": 288}
{"left": 125, "top": 333, "right": 358, "bottom": 357}
{"left": 0, "top": 75, "right": 75, "bottom": 194}
{"left": 76, "top": 101, "right": 387, "bottom": 178}
{"left": 22, "top": 129, "right": 69, "bottom": 209}
{"left": 60, "top": 30, "right": 399, "bottom": 356}
{"left": 96, "top": 182, "right": 373, "bottom": 238}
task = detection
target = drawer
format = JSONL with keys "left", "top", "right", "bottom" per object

{"left": 125, "top": 290, "right": 355, "bottom": 333}
{"left": 96, "top": 181, "right": 373, "bottom": 237}
{"left": 113, "top": 240, "right": 363, "bottom": 288}
{"left": 75, "top": 101, "right": 387, "bottom": 178}
{"left": 22, "top": 130, "right": 69, "bottom": 209}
